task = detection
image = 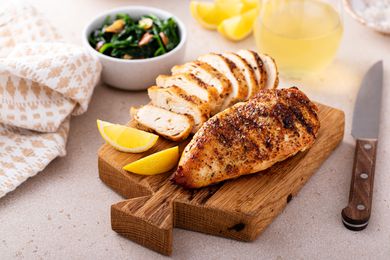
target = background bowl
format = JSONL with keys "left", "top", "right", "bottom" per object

{"left": 343, "top": 0, "right": 390, "bottom": 35}
{"left": 82, "top": 6, "right": 187, "bottom": 90}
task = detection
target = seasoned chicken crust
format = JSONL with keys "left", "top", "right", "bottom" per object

{"left": 172, "top": 87, "right": 320, "bottom": 188}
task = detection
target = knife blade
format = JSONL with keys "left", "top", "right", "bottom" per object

{"left": 341, "top": 61, "right": 383, "bottom": 231}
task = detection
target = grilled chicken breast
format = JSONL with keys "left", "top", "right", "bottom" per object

{"left": 236, "top": 49, "right": 267, "bottom": 92}
{"left": 131, "top": 105, "right": 194, "bottom": 141}
{"left": 198, "top": 53, "right": 248, "bottom": 107}
{"left": 156, "top": 73, "right": 220, "bottom": 114}
{"left": 148, "top": 85, "right": 210, "bottom": 133}
{"left": 259, "top": 53, "right": 279, "bottom": 89}
{"left": 135, "top": 50, "right": 279, "bottom": 142}
{"left": 171, "top": 61, "right": 232, "bottom": 110}
{"left": 222, "top": 52, "right": 258, "bottom": 100}
{"left": 172, "top": 87, "right": 320, "bottom": 188}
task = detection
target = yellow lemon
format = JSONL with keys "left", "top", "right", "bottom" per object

{"left": 123, "top": 146, "right": 179, "bottom": 175}
{"left": 216, "top": 0, "right": 259, "bottom": 12}
{"left": 217, "top": 8, "right": 258, "bottom": 41}
{"left": 97, "top": 119, "right": 158, "bottom": 153}
{"left": 190, "top": 1, "right": 244, "bottom": 30}
{"left": 241, "top": 0, "right": 259, "bottom": 12}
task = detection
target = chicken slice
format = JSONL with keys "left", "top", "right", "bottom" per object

{"left": 171, "top": 61, "right": 232, "bottom": 111}
{"left": 148, "top": 86, "right": 210, "bottom": 133}
{"left": 259, "top": 53, "right": 279, "bottom": 89}
{"left": 222, "top": 52, "right": 258, "bottom": 100}
{"left": 172, "top": 87, "right": 320, "bottom": 188}
{"left": 198, "top": 53, "right": 248, "bottom": 108}
{"left": 131, "top": 105, "right": 194, "bottom": 142}
{"left": 236, "top": 49, "right": 267, "bottom": 94}
{"left": 156, "top": 73, "right": 220, "bottom": 115}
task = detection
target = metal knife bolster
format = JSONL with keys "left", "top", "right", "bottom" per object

{"left": 341, "top": 139, "right": 377, "bottom": 231}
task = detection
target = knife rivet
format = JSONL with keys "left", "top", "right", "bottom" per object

{"left": 363, "top": 144, "right": 372, "bottom": 150}
{"left": 357, "top": 204, "right": 366, "bottom": 211}
{"left": 360, "top": 173, "right": 368, "bottom": 179}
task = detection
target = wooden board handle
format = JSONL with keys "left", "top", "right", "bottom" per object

{"left": 111, "top": 183, "right": 181, "bottom": 255}
{"left": 341, "top": 139, "right": 377, "bottom": 231}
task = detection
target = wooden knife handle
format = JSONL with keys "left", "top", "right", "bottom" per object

{"left": 341, "top": 139, "right": 377, "bottom": 231}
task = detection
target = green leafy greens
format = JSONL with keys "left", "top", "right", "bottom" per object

{"left": 88, "top": 13, "right": 180, "bottom": 60}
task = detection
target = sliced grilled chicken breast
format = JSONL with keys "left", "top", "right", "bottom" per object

{"left": 222, "top": 52, "right": 258, "bottom": 99}
{"left": 156, "top": 73, "right": 220, "bottom": 115}
{"left": 172, "top": 87, "right": 320, "bottom": 188}
{"left": 131, "top": 105, "right": 193, "bottom": 142}
{"left": 236, "top": 49, "right": 267, "bottom": 93}
{"left": 148, "top": 85, "right": 210, "bottom": 133}
{"left": 171, "top": 61, "right": 232, "bottom": 111}
{"left": 198, "top": 53, "right": 248, "bottom": 108}
{"left": 259, "top": 54, "right": 279, "bottom": 89}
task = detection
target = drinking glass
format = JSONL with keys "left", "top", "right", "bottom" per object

{"left": 254, "top": 0, "right": 343, "bottom": 77}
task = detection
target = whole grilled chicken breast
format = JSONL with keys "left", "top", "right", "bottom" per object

{"left": 172, "top": 87, "right": 320, "bottom": 188}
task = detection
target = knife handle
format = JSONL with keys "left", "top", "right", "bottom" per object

{"left": 341, "top": 139, "right": 377, "bottom": 231}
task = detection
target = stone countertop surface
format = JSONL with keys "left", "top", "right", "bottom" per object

{"left": 1, "top": 0, "right": 389, "bottom": 259}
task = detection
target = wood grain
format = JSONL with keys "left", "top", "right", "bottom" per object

{"left": 341, "top": 139, "right": 377, "bottom": 231}
{"left": 98, "top": 103, "right": 345, "bottom": 255}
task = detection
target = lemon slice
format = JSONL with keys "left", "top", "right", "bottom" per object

{"left": 97, "top": 119, "right": 158, "bottom": 153}
{"left": 217, "top": 8, "right": 258, "bottom": 41}
{"left": 190, "top": 1, "right": 244, "bottom": 30}
{"left": 123, "top": 146, "right": 179, "bottom": 175}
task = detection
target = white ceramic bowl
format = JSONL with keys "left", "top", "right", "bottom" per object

{"left": 343, "top": 0, "right": 390, "bottom": 35}
{"left": 82, "top": 6, "right": 187, "bottom": 90}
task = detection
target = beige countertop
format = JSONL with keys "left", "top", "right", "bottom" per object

{"left": 1, "top": 0, "right": 390, "bottom": 259}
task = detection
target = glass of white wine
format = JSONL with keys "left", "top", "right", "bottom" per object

{"left": 254, "top": 0, "right": 343, "bottom": 77}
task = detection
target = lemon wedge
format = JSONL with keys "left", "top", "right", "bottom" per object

{"left": 216, "top": 0, "right": 259, "bottom": 11}
{"left": 190, "top": 1, "right": 243, "bottom": 30}
{"left": 241, "top": 0, "right": 259, "bottom": 12}
{"left": 123, "top": 146, "right": 179, "bottom": 175}
{"left": 217, "top": 8, "right": 258, "bottom": 41}
{"left": 97, "top": 119, "right": 158, "bottom": 153}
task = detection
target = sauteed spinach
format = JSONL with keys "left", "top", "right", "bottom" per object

{"left": 88, "top": 14, "right": 180, "bottom": 59}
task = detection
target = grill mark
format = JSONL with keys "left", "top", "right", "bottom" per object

{"left": 287, "top": 87, "right": 319, "bottom": 120}
{"left": 192, "top": 61, "right": 231, "bottom": 100}
{"left": 291, "top": 106, "right": 314, "bottom": 136}
{"left": 282, "top": 87, "right": 319, "bottom": 136}
{"left": 271, "top": 103, "right": 296, "bottom": 130}
{"left": 171, "top": 86, "right": 211, "bottom": 118}
{"left": 233, "top": 53, "right": 256, "bottom": 97}
{"left": 188, "top": 73, "right": 210, "bottom": 91}
{"left": 250, "top": 50, "right": 267, "bottom": 89}
{"left": 198, "top": 59, "right": 233, "bottom": 100}
{"left": 218, "top": 53, "right": 248, "bottom": 100}
{"left": 238, "top": 103, "right": 273, "bottom": 160}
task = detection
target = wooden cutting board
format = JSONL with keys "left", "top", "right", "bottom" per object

{"left": 98, "top": 103, "right": 345, "bottom": 255}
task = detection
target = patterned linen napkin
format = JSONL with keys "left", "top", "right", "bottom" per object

{"left": 0, "top": 2, "right": 102, "bottom": 198}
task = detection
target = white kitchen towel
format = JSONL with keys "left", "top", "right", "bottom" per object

{"left": 0, "top": 2, "right": 102, "bottom": 197}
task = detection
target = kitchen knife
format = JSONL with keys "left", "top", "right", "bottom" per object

{"left": 341, "top": 61, "right": 383, "bottom": 231}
